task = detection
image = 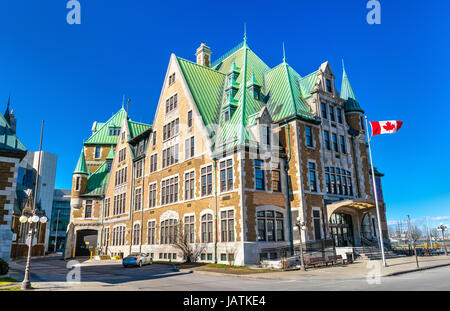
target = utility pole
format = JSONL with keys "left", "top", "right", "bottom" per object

{"left": 407, "top": 215, "right": 419, "bottom": 268}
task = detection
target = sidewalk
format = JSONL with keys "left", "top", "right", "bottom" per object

{"left": 178, "top": 255, "right": 450, "bottom": 280}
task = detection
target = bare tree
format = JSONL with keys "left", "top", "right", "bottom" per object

{"left": 225, "top": 244, "right": 238, "bottom": 266}
{"left": 429, "top": 228, "right": 440, "bottom": 242}
{"left": 173, "top": 221, "right": 206, "bottom": 263}
{"left": 409, "top": 225, "right": 423, "bottom": 244}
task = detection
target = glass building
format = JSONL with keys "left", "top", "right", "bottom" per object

{"left": 49, "top": 189, "right": 71, "bottom": 252}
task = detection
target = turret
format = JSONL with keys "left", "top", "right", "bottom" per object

{"left": 71, "top": 148, "right": 89, "bottom": 209}
{"left": 341, "top": 65, "right": 365, "bottom": 133}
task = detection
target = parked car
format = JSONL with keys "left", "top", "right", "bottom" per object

{"left": 122, "top": 253, "right": 152, "bottom": 268}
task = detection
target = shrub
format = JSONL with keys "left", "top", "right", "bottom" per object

{"left": 0, "top": 258, "right": 9, "bottom": 275}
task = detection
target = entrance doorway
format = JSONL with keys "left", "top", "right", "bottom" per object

{"left": 330, "top": 213, "right": 354, "bottom": 247}
{"left": 75, "top": 229, "right": 98, "bottom": 256}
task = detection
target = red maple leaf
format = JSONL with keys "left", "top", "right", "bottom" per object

{"left": 383, "top": 122, "right": 396, "bottom": 131}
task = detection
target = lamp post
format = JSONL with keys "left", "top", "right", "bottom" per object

{"left": 294, "top": 217, "right": 306, "bottom": 271}
{"left": 437, "top": 223, "right": 448, "bottom": 256}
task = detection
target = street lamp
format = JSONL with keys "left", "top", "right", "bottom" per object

{"left": 19, "top": 213, "right": 48, "bottom": 290}
{"left": 294, "top": 217, "right": 306, "bottom": 271}
{"left": 437, "top": 223, "right": 448, "bottom": 256}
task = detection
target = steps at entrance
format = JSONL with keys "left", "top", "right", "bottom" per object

{"left": 354, "top": 246, "right": 404, "bottom": 260}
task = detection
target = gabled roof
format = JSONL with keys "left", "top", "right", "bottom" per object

{"left": 84, "top": 108, "right": 127, "bottom": 145}
{"left": 0, "top": 107, "right": 26, "bottom": 154}
{"left": 74, "top": 149, "right": 88, "bottom": 174}
{"left": 128, "top": 120, "right": 152, "bottom": 139}
{"left": 177, "top": 57, "right": 226, "bottom": 128}
{"left": 299, "top": 70, "right": 318, "bottom": 99}
{"left": 84, "top": 161, "right": 110, "bottom": 196}
{"left": 105, "top": 145, "right": 114, "bottom": 160}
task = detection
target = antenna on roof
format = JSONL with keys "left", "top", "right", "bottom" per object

{"left": 122, "top": 94, "right": 125, "bottom": 109}
{"left": 243, "top": 23, "right": 247, "bottom": 45}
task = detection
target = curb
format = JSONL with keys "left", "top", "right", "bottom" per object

{"left": 177, "top": 268, "right": 283, "bottom": 280}
{"left": 383, "top": 263, "right": 450, "bottom": 277}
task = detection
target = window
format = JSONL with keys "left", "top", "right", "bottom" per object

{"left": 185, "top": 137, "right": 195, "bottom": 159}
{"left": 135, "top": 160, "right": 143, "bottom": 178}
{"left": 113, "top": 193, "right": 126, "bottom": 215}
{"left": 220, "top": 159, "right": 233, "bottom": 192}
{"left": 75, "top": 176, "right": 80, "bottom": 191}
{"left": 224, "top": 110, "right": 230, "bottom": 122}
{"left": 324, "top": 131, "right": 331, "bottom": 150}
{"left": 103, "top": 228, "right": 110, "bottom": 246}
{"left": 337, "top": 108, "right": 343, "bottom": 124}
{"left": 329, "top": 106, "right": 335, "bottom": 122}
{"left": 305, "top": 126, "right": 313, "bottom": 147}
{"left": 201, "top": 165, "right": 212, "bottom": 196}
{"left": 184, "top": 171, "right": 195, "bottom": 200}
{"left": 361, "top": 116, "right": 365, "bottom": 131}
{"left": 168, "top": 73, "right": 176, "bottom": 86}
{"left": 163, "top": 118, "right": 179, "bottom": 141}
{"left": 221, "top": 210, "right": 234, "bottom": 242}
{"left": 321, "top": 103, "right": 327, "bottom": 119}
{"left": 85, "top": 200, "right": 92, "bottom": 218}
{"left": 121, "top": 131, "right": 125, "bottom": 143}
{"left": 339, "top": 136, "right": 346, "bottom": 154}
{"left": 272, "top": 164, "right": 281, "bottom": 192}
{"left": 104, "top": 198, "right": 110, "bottom": 217}
{"left": 115, "top": 167, "right": 128, "bottom": 186}
{"left": 255, "top": 160, "right": 265, "bottom": 190}
{"left": 207, "top": 253, "right": 213, "bottom": 261}
{"left": 201, "top": 213, "right": 213, "bottom": 243}
{"left": 184, "top": 215, "right": 195, "bottom": 243}
{"left": 133, "top": 223, "right": 141, "bottom": 245}
{"left": 257, "top": 211, "right": 284, "bottom": 242}
{"left": 165, "top": 94, "right": 178, "bottom": 114}
{"left": 326, "top": 79, "right": 332, "bottom": 93}
{"left": 109, "top": 127, "right": 120, "bottom": 136}
{"left": 112, "top": 226, "right": 126, "bottom": 246}
{"left": 148, "top": 221, "right": 156, "bottom": 244}
{"left": 313, "top": 210, "right": 322, "bottom": 240}
{"left": 161, "top": 177, "right": 178, "bottom": 205}
{"left": 134, "top": 188, "right": 142, "bottom": 211}
{"left": 161, "top": 219, "right": 178, "bottom": 244}
{"left": 148, "top": 183, "right": 157, "bottom": 207}
{"left": 152, "top": 131, "right": 157, "bottom": 146}
{"left": 138, "top": 141, "right": 144, "bottom": 155}
{"left": 325, "top": 168, "right": 353, "bottom": 196}
{"left": 262, "top": 125, "right": 270, "bottom": 145}
{"left": 308, "top": 163, "right": 317, "bottom": 192}
{"left": 118, "top": 148, "right": 126, "bottom": 163}
{"left": 187, "top": 110, "right": 192, "bottom": 128}
{"left": 95, "top": 146, "right": 101, "bottom": 159}
{"left": 150, "top": 154, "right": 158, "bottom": 173}
{"left": 162, "top": 144, "right": 179, "bottom": 168}
{"left": 325, "top": 169, "right": 331, "bottom": 194}
{"left": 332, "top": 133, "right": 338, "bottom": 152}
{"left": 221, "top": 253, "right": 227, "bottom": 261}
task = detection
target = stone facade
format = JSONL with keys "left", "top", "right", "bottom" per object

{"left": 68, "top": 41, "right": 389, "bottom": 266}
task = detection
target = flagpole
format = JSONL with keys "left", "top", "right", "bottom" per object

{"left": 364, "top": 116, "right": 388, "bottom": 267}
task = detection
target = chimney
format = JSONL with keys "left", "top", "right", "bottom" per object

{"left": 195, "top": 43, "right": 212, "bottom": 67}
{"left": 9, "top": 109, "right": 16, "bottom": 134}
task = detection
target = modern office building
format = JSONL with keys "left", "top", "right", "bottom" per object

{"left": 49, "top": 189, "right": 71, "bottom": 252}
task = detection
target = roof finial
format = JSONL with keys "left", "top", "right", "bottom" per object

{"left": 121, "top": 94, "right": 125, "bottom": 109}
{"left": 243, "top": 23, "right": 247, "bottom": 46}
{"left": 342, "top": 59, "right": 346, "bottom": 75}
{"left": 126, "top": 98, "right": 130, "bottom": 119}
{"left": 283, "top": 42, "right": 286, "bottom": 63}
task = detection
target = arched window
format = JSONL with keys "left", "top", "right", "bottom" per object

{"left": 257, "top": 211, "right": 284, "bottom": 242}
{"left": 161, "top": 219, "right": 178, "bottom": 244}
{"left": 201, "top": 213, "right": 213, "bottom": 243}
{"left": 133, "top": 223, "right": 141, "bottom": 245}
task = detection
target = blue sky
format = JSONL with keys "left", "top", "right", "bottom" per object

{"left": 1, "top": 0, "right": 449, "bottom": 226}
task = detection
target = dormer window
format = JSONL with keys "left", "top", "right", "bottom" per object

{"left": 326, "top": 79, "right": 332, "bottom": 93}
{"left": 108, "top": 127, "right": 120, "bottom": 136}
{"left": 224, "top": 110, "right": 230, "bottom": 122}
{"left": 262, "top": 125, "right": 271, "bottom": 145}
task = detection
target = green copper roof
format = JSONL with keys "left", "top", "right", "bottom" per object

{"left": 74, "top": 149, "right": 88, "bottom": 174}
{"left": 128, "top": 120, "right": 152, "bottom": 139}
{"left": 84, "top": 161, "right": 110, "bottom": 196}
{"left": 299, "top": 71, "right": 318, "bottom": 99}
{"left": 177, "top": 57, "right": 226, "bottom": 128}
{"left": 0, "top": 110, "right": 26, "bottom": 154}
{"left": 341, "top": 67, "right": 364, "bottom": 113}
{"left": 106, "top": 145, "right": 115, "bottom": 160}
{"left": 84, "top": 108, "right": 127, "bottom": 145}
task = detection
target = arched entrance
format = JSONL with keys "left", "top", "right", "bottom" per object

{"left": 329, "top": 213, "right": 354, "bottom": 247}
{"left": 75, "top": 229, "right": 98, "bottom": 256}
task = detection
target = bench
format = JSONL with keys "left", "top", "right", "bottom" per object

{"left": 326, "top": 255, "right": 346, "bottom": 266}
{"left": 305, "top": 256, "right": 327, "bottom": 268}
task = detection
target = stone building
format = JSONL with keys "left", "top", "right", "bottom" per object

{"left": 0, "top": 98, "right": 27, "bottom": 264}
{"left": 67, "top": 38, "right": 388, "bottom": 265}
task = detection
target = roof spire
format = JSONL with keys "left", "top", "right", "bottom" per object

{"left": 243, "top": 23, "right": 247, "bottom": 47}
{"left": 4, "top": 95, "right": 11, "bottom": 123}
{"left": 122, "top": 94, "right": 125, "bottom": 109}
{"left": 126, "top": 98, "right": 130, "bottom": 120}
{"left": 340, "top": 63, "right": 364, "bottom": 113}
{"left": 283, "top": 42, "right": 286, "bottom": 63}
{"left": 74, "top": 148, "right": 88, "bottom": 175}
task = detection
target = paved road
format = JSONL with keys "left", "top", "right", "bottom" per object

{"left": 9, "top": 257, "right": 450, "bottom": 291}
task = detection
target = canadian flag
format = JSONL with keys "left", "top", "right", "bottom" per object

{"left": 370, "top": 120, "right": 403, "bottom": 136}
